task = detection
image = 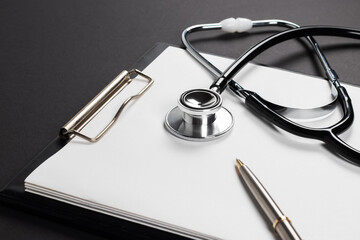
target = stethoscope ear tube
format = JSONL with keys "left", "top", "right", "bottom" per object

{"left": 324, "top": 132, "right": 360, "bottom": 166}
{"left": 244, "top": 91, "right": 325, "bottom": 140}
{"left": 244, "top": 89, "right": 360, "bottom": 165}
{"left": 217, "top": 26, "right": 360, "bottom": 91}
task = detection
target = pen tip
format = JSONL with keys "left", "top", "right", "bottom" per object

{"left": 236, "top": 159, "right": 244, "bottom": 168}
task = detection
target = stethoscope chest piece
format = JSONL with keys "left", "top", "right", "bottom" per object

{"left": 165, "top": 89, "right": 234, "bottom": 141}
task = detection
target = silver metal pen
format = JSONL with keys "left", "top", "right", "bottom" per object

{"left": 236, "top": 159, "right": 302, "bottom": 240}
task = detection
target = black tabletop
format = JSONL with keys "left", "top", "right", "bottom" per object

{"left": 1, "top": 0, "right": 360, "bottom": 239}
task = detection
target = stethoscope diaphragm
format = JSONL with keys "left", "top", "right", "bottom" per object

{"left": 165, "top": 89, "right": 234, "bottom": 141}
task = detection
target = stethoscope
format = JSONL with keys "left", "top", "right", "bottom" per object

{"left": 165, "top": 18, "right": 360, "bottom": 165}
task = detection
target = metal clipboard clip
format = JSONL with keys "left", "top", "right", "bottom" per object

{"left": 61, "top": 69, "right": 153, "bottom": 143}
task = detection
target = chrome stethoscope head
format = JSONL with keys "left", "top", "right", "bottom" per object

{"left": 165, "top": 89, "right": 234, "bottom": 141}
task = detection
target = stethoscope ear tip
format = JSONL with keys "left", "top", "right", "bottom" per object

{"left": 165, "top": 89, "right": 234, "bottom": 141}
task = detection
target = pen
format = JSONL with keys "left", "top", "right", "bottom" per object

{"left": 235, "top": 159, "right": 302, "bottom": 240}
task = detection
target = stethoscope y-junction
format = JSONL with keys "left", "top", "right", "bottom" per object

{"left": 165, "top": 18, "right": 360, "bottom": 165}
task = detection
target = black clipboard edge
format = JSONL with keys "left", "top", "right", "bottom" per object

{"left": 0, "top": 43, "right": 187, "bottom": 240}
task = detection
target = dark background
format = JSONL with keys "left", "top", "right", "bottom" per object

{"left": 1, "top": 0, "right": 360, "bottom": 239}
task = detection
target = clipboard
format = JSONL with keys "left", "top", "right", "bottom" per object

{"left": 0, "top": 43, "right": 187, "bottom": 239}
{"left": 2, "top": 42, "right": 360, "bottom": 240}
